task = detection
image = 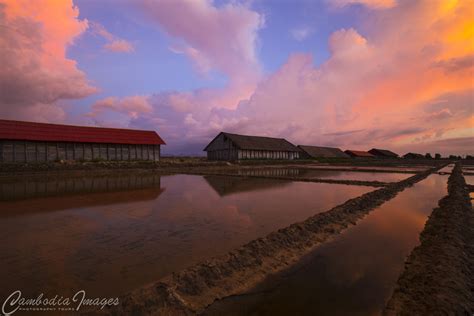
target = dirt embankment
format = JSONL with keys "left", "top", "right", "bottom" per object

{"left": 384, "top": 163, "right": 474, "bottom": 315}
{"left": 93, "top": 166, "right": 443, "bottom": 316}
{"left": 0, "top": 157, "right": 447, "bottom": 175}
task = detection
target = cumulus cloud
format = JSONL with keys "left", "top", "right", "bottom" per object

{"left": 90, "top": 22, "right": 134, "bottom": 53}
{"left": 140, "top": 0, "right": 264, "bottom": 95}
{"left": 0, "top": 0, "right": 96, "bottom": 121}
{"left": 88, "top": 0, "right": 474, "bottom": 156}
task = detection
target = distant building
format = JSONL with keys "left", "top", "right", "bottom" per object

{"left": 298, "top": 145, "right": 349, "bottom": 159}
{"left": 368, "top": 148, "right": 399, "bottom": 158}
{"left": 0, "top": 119, "right": 165, "bottom": 163}
{"left": 403, "top": 152, "right": 425, "bottom": 159}
{"left": 344, "top": 150, "right": 375, "bottom": 158}
{"left": 204, "top": 132, "right": 300, "bottom": 160}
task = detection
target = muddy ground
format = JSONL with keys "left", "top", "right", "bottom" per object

{"left": 384, "top": 163, "right": 474, "bottom": 315}
{"left": 91, "top": 165, "right": 443, "bottom": 315}
{"left": 0, "top": 156, "right": 450, "bottom": 175}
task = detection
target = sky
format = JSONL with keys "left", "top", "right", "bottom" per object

{"left": 0, "top": 0, "right": 473, "bottom": 156}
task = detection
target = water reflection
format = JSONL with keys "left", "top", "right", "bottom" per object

{"left": 0, "top": 173, "right": 372, "bottom": 302}
{"left": 204, "top": 175, "right": 448, "bottom": 316}
{"left": 291, "top": 169, "right": 410, "bottom": 182}
{"left": 204, "top": 175, "right": 292, "bottom": 196}
{"left": 0, "top": 173, "right": 164, "bottom": 216}
{"left": 217, "top": 168, "right": 410, "bottom": 182}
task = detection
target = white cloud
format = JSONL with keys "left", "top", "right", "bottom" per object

{"left": 290, "top": 27, "right": 313, "bottom": 41}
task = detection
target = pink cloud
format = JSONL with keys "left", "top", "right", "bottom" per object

{"left": 329, "top": 0, "right": 397, "bottom": 9}
{"left": 90, "top": 22, "right": 135, "bottom": 53}
{"left": 0, "top": 0, "right": 97, "bottom": 121}
{"left": 104, "top": 40, "right": 134, "bottom": 53}
{"left": 87, "top": 0, "right": 474, "bottom": 156}
{"left": 88, "top": 96, "right": 152, "bottom": 119}
{"left": 139, "top": 0, "right": 264, "bottom": 103}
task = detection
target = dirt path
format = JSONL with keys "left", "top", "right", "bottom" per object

{"left": 384, "top": 163, "right": 474, "bottom": 315}
{"left": 91, "top": 166, "right": 443, "bottom": 315}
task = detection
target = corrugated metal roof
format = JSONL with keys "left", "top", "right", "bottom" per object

{"left": 344, "top": 150, "right": 375, "bottom": 157}
{"left": 298, "top": 145, "right": 349, "bottom": 158}
{"left": 0, "top": 119, "right": 165, "bottom": 145}
{"left": 369, "top": 148, "right": 398, "bottom": 157}
{"left": 204, "top": 132, "right": 299, "bottom": 152}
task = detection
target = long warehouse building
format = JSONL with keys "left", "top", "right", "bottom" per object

{"left": 0, "top": 119, "right": 165, "bottom": 163}
{"left": 204, "top": 132, "right": 300, "bottom": 161}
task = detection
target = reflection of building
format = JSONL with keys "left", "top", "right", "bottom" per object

{"left": 0, "top": 119, "right": 165, "bottom": 163}
{"left": 204, "top": 175, "right": 292, "bottom": 196}
{"left": 344, "top": 150, "right": 375, "bottom": 158}
{"left": 368, "top": 148, "right": 399, "bottom": 158}
{"left": 298, "top": 145, "right": 349, "bottom": 159}
{"left": 0, "top": 173, "right": 165, "bottom": 214}
{"left": 234, "top": 168, "right": 301, "bottom": 177}
{"left": 204, "top": 132, "right": 300, "bottom": 161}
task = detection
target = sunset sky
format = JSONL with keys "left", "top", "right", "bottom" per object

{"left": 0, "top": 0, "right": 473, "bottom": 155}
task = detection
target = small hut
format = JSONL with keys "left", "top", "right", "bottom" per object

{"left": 368, "top": 148, "right": 399, "bottom": 158}
{"left": 298, "top": 145, "right": 349, "bottom": 159}
{"left": 204, "top": 132, "right": 300, "bottom": 161}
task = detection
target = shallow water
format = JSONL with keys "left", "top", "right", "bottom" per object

{"left": 300, "top": 165, "right": 428, "bottom": 172}
{"left": 290, "top": 169, "right": 411, "bottom": 182}
{"left": 0, "top": 173, "right": 372, "bottom": 301}
{"left": 464, "top": 175, "right": 473, "bottom": 185}
{"left": 227, "top": 168, "right": 411, "bottom": 182}
{"left": 438, "top": 164, "right": 455, "bottom": 173}
{"left": 204, "top": 174, "right": 447, "bottom": 316}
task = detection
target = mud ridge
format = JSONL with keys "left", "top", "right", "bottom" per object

{"left": 384, "top": 163, "right": 474, "bottom": 315}
{"left": 96, "top": 166, "right": 443, "bottom": 315}
{"left": 286, "top": 166, "right": 420, "bottom": 174}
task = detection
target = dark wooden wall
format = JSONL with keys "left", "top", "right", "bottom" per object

{"left": 207, "top": 149, "right": 300, "bottom": 161}
{"left": 0, "top": 140, "right": 161, "bottom": 163}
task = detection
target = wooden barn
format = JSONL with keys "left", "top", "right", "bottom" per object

{"left": 368, "top": 148, "right": 399, "bottom": 158}
{"left": 204, "top": 132, "right": 300, "bottom": 161}
{"left": 0, "top": 119, "right": 165, "bottom": 163}
{"left": 344, "top": 150, "right": 375, "bottom": 158}
{"left": 298, "top": 145, "right": 349, "bottom": 159}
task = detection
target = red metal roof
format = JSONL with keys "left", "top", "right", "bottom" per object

{"left": 0, "top": 119, "right": 165, "bottom": 145}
